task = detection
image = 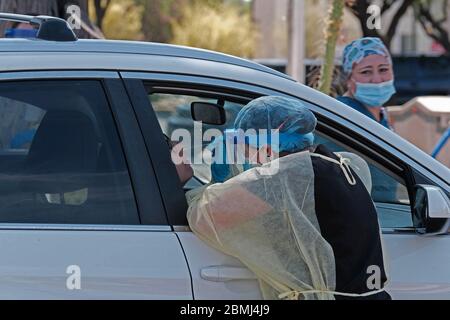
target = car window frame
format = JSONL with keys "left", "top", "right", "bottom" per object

{"left": 121, "top": 71, "right": 446, "bottom": 234}
{"left": 0, "top": 71, "right": 169, "bottom": 229}
{"left": 103, "top": 78, "right": 168, "bottom": 226}
{"left": 147, "top": 84, "right": 252, "bottom": 184}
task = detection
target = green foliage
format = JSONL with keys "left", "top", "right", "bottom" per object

{"left": 89, "top": 0, "right": 144, "bottom": 40}
{"left": 170, "top": 1, "right": 258, "bottom": 58}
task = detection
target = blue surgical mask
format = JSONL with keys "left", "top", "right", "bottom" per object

{"left": 354, "top": 80, "right": 396, "bottom": 107}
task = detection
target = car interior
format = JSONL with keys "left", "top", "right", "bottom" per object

{"left": 0, "top": 81, "right": 138, "bottom": 225}
{"left": 149, "top": 88, "right": 414, "bottom": 229}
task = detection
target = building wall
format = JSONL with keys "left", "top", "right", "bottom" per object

{"left": 252, "top": 0, "right": 361, "bottom": 60}
{"left": 252, "top": 0, "right": 449, "bottom": 59}
{"left": 376, "top": 0, "right": 448, "bottom": 55}
{"left": 387, "top": 4, "right": 433, "bottom": 55}
{"left": 252, "top": 0, "right": 289, "bottom": 59}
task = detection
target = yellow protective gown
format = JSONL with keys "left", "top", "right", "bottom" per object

{"left": 187, "top": 150, "right": 374, "bottom": 300}
{"left": 187, "top": 151, "right": 335, "bottom": 300}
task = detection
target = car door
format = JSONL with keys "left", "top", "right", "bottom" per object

{"left": 122, "top": 76, "right": 263, "bottom": 299}
{"left": 312, "top": 128, "right": 450, "bottom": 299}
{"left": 122, "top": 71, "right": 450, "bottom": 300}
{"left": 275, "top": 103, "right": 450, "bottom": 300}
{"left": 281, "top": 109, "right": 450, "bottom": 300}
{"left": 0, "top": 71, "right": 191, "bottom": 299}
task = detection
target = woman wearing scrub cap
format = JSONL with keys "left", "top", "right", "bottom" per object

{"left": 192, "top": 96, "right": 391, "bottom": 300}
{"left": 210, "top": 96, "right": 317, "bottom": 183}
{"left": 338, "top": 37, "right": 396, "bottom": 129}
{"left": 337, "top": 38, "right": 400, "bottom": 203}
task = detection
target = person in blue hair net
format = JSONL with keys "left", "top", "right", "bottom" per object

{"left": 337, "top": 37, "right": 395, "bottom": 129}
{"left": 210, "top": 96, "right": 317, "bottom": 183}
{"left": 196, "top": 96, "right": 391, "bottom": 300}
{"left": 336, "top": 37, "right": 400, "bottom": 203}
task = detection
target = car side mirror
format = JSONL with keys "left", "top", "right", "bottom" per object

{"left": 413, "top": 185, "right": 450, "bottom": 235}
{"left": 191, "top": 102, "right": 226, "bottom": 125}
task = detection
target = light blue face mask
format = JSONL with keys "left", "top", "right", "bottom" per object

{"left": 354, "top": 80, "right": 396, "bottom": 107}
{"left": 209, "top": 131, "right": 315, "bottom": 183}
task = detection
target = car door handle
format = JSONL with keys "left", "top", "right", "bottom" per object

{"left": 200, "top": 266, "right": 257, "bottom": 282}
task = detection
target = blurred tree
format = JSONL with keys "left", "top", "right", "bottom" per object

{"left": 170, "top": 0, "right": 257, "bottom": 57}
{"left": 415, "top": 0, "right": 450, "bottom": 53}
{"left": 347, "top": 0, "right": 449, "bottom": 53}
{"left": 318, "top": 0, "right": 345, "bottom": 95}
{"left": 137, "top": 0, "right": 251, "bottom": 43}
{"left": 100, "top": 0, "right": 144, "bottom": 40}
{"left": 346, "top": 0, "right": 415, "bottom": 49}
{"left": 305, "top": 1, "right": 326, "bottom": 59}
{"left": 0, "top": 0, "right": 103, "bottom": 38}
{"left": 136, "top": 0, "right": 186, "bottom": 43}
{"left": 308, "top": 1, "right": 358, "bottom": 96}
{"left": 92, "top": 0, "right": 112, "bottom": 30}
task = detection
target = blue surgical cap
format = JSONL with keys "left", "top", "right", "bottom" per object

{"left": 209, "top": 96, "right": 317, "bottom": 183}
{"left": 342, "top": 37, "right": 392, "bottom": 76}
{"left": 233, "top": 96, "right": 317, "bottom": 153}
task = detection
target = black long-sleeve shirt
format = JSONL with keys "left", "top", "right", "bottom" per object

{"left": 311, "top": 144, "right": 391, "bottom": 300}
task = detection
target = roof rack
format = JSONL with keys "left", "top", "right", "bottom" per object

{"left": 0, "top": 13, "right": 78, "bottom": 41}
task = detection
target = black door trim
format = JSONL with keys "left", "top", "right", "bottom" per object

{"left": 103, "top": 78, "right": 168, "bottom": 226}
{"left": 121, "top": 78, "right": 188, "bottom": 226}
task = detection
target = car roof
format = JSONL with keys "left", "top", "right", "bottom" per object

{"left": 0, "top": 39, "right": 294, "bottom": 81}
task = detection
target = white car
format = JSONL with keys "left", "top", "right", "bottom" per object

{"left": 0, "top": 14, "right": 448, "bottom": 299}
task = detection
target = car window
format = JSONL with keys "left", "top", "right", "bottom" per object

{"left": 150, "top": 92, "right": 246, "bottom": 183}
{"left": 314, "top": 132, "right": 412, "bottom": 229}
{"left": 0, "top": 80, "right": 139, "bottom": 225}
{"left": 149, "top": 89, "right": 413, "bottom": 229}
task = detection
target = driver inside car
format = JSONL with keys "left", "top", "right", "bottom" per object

{"left": 165, "top": 134, "right": 194, "bottom": 186}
